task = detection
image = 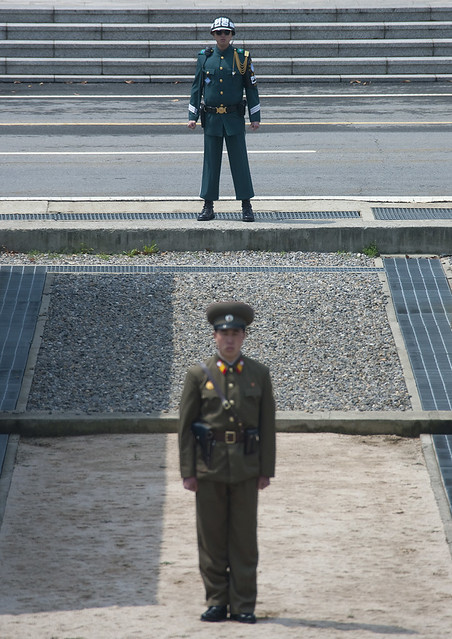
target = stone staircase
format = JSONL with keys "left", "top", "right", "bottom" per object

{"left": 0, "top": 7, "right": 451, "bottom": 83}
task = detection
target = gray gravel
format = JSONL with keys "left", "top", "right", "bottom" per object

{"left": 0, "top": 250, "right": 411, "bottom": 414}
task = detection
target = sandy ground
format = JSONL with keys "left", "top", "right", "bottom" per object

{"left": 0, "top": 433, "right": 452, "bottom": 639}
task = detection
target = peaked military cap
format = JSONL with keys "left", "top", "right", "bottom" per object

{"left": 207, "top": 302, "right": 254, "bottom": 330}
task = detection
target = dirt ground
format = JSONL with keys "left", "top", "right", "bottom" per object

{"left": 0, "top": 433, "right": 452, "bottom": 639}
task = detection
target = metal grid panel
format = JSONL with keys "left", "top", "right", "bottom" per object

{"left": 0, "top": 266, "right": 46, "bottom": 411}
{"left": 0, "top": 210, "right": 361, "bottom": 222}
{"left": 432, "top": 435, "right": 452, "bottom": 514}
{"left": 384, "top": 257, "right": 452, "bottom": 410}
{"left": 43, "top": 265, "right": 383, "bottom": 274}
{"left": 0, "top": 435, "right": 8, "bottom": 475}
{"left": 373, "top": 207, "right": 452, "bottom": 220}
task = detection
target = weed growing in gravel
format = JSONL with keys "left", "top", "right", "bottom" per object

{"left": 123, "top": 243, "right": 159, "bottom": 257}
{"left": 362, "top": 242, "right": 380, "bottom": 258}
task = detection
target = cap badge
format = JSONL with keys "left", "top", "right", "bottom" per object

{"left": 225, "top": 314, "right": 234, "bottom": 322}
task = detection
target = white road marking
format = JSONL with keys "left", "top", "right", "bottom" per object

{"left": 0, "top": 150, "right": 316, "bottom": 156}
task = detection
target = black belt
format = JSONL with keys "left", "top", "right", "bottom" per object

{"left": 212, "top": 430, "right": 245, "bottom": 444}
{"left": 204, "top": 104, "right": 241, "bottom": 114}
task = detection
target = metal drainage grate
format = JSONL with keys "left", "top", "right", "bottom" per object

{"left": 0, "top": 266, "right": 47, "bottom": 411}
{"left": 0, "top": 435, "right": 8, "bottom": 475}
{"left": 384, "top": 257, "right": 452, "bottom": 411}
{"left": 43, "top": 265, "right": 384, "bottom": 274}
{"left": 432, "top": 435, "right": 452, "bottom": 515}
{"left": 373, "top": 207, "right": 452, "bottom": 220}
{"left": 0, "top": 210, "right": 361, "bottom": 222}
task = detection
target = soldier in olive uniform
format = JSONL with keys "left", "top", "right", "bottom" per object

{"left": 187, "top": 17, "right": 261, "bottom": 222}
{"left": 179, "top": 302, "right": 276, "bottom": 624}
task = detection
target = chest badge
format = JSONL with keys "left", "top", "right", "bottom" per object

{"left": 206, "top": 381, "right": 214, "bottom": 390}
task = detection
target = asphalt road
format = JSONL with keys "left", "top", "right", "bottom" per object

{"left": 0, "top": 81, "right": 451, "bottom": 198}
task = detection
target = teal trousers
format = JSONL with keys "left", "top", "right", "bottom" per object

{"left": 200, "top": 133, "right": 255, "bottom": 201}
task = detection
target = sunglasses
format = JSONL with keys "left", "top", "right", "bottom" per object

{"left": 214, "top": 30, "right": 232, "bottom": 36}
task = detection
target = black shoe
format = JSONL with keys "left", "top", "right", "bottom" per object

{"left": 230, "top": 612, "right": 256, "bottom": 624}
{"left": 201, "top": 605, "right": 228, "bottom": 622}
{"left": 197, "top": 200, "right": 214, "bottom": 221}
{"left": 241, "top": 199, "right": 254, "bottom": 222}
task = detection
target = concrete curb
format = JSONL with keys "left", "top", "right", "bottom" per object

{"left": 2, "top": 198, "right": 452, "bottom": 254}
{"left": 0, "top": 410, "right": 451, "bottom": 437}
{"left": 3, "top": 219, "right": 452, "bottom": 254}
{"left": 421, "top": 434, "right": 452, "bottom": 558}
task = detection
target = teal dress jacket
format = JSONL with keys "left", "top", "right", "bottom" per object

{"left": 188, "top": 44, "right": 261, "bottom": 137}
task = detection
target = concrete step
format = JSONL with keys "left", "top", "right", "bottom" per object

{"left": 1, "top": 22, "right": 452, "bottom": 41}
{"left": 1, "top": 7, "right": 452, "bottom": 24}
{"left": 2, "top": 56, "right": 451, "bottom": 77}
{"left": 1, "top": 39, "right": 451, "bottom": 59}
{"left": 1, "top": 8, "right": 450, "bottom": 83}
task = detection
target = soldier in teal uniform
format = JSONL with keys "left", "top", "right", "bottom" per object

{"left": 179, "top": 302, "right": 276, "bottom": 624}
{"left": 187, "top": 17, "right": 261, "bottom": 222}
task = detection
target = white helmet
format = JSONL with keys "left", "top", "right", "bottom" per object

{"left": 210, "top": 16, "right": 236, "bottom": 35}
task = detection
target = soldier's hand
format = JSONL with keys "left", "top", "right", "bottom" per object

{"left": 258, "top": 476, "right": 270, "bottom": 490}
{"left": 187, "top": 121, "right": 197, "bottom": 130}
{"left": 250, "top": 122, "right": 260, "bottom": 131}
{"left": 183, "top": 476, "right": 199, "bottom": 492}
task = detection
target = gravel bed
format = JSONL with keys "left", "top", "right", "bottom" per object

{"left": 1, "top": 249, "right": 373, "bottom": 268}
{"left": 12, "top": 250, "right": 412, "bottom": 414}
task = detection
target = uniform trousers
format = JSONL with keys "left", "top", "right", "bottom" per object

{"left": 200, "top": 132, "right": 255, "bottom": 201}
{"left": 195, "top": 476, "right": 258, "bottom": 614}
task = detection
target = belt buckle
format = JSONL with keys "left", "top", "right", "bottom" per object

{"left": 225, "top": 430, "right": 236, "bottom": 444}
{"left": 216, "top": 105, "right": 227, "bottom": 114}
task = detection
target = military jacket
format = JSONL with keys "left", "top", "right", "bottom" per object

{"left": 179, "top": 354, "right": 276, "bottom": 483}
{"left": 188, "top": 44, "right": 261, "bottom": 137}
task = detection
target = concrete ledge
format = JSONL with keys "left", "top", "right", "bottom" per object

{"left": 1, "top": 198, "right": 452, "bottom": 254}
{"left": 3, "top": 219, "right": 452, "bottom": 254}
{"left": 0, "top": 410, "right": 451, "bottom": 437}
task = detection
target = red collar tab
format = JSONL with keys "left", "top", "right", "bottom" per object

{"left": 217, "top": 358, "right": 244, "bottom": 374}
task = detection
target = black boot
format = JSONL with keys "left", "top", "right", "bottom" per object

{"left": 197, "top": 200, "right": 214, "bottom": 221}
{"left": 230, "top": 612, "right": 256, "bottom": 624}
{"left": 241, "top": 199, "right": 254, "bottom": 222}
{"left": 200, "top": 605, "right": 228, "bottom": 622}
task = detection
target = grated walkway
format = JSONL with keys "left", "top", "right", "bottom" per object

{"left": 0, "top": 265, "right": 46, "bottom": 411}
{"left": 433, "top": 434, "right": 452, "bottom": 514}
{"left": 384, "top": 257, "right": 452, "bottom": 411}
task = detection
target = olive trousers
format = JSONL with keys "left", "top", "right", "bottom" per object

{"left": 200, "top": 132, "right": 255, "bottom": 201}
{"left": 195, "top": 477, "right": 258, "bottom": 614}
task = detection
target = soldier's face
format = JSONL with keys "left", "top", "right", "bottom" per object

{"left": 213, "top": 30, "right": 233, "bottom": 51}
{"left": 214, "top": 328, "right": 245, "bottom": 362}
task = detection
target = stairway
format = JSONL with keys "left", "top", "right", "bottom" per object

{"left": 0, "top": 7, "right": 451, "bottom": 83}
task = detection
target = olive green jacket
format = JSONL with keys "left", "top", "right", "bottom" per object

{"left": 179, "top": 354, "right": 276, "bottom": 483}
{"left": 188, "top": 44, "right": 261, "bottom": 137}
